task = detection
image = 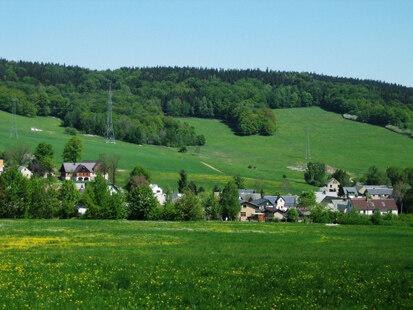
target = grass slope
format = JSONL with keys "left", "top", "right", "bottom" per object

{"left": 0, "top": 220, "right": 412, "bottom": 309}
{"left": 178, "top": 107, "right": 413, "bottom": 190}
{"left": 0, "top": 107, "right": 412, "bottom": 193}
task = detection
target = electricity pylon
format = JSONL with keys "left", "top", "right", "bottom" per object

{"left": 105, "top": 83, "right": 115, "bottom": 144}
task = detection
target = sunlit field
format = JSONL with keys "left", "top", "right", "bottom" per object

{"left": 1, "top": 220, "right": 412, "bottom": 309}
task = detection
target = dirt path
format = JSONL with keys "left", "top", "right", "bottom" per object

{"left": 201, "top": 161, "right": 224, "bottom": 173}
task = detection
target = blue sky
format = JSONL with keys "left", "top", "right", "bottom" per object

{"left": 1, "top": 0, "right": 412, "bottom": 86}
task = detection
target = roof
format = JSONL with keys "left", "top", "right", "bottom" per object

{"left": 326, "top": 178, "right": 339, "bottom": 185}
{"left": 239, "top": 189, "right": 256, "bottom": 194}
{"left": 321, "top": 196, "right": 340, "bottom": 203}
{"left": 263, "top": 195, "right": 297, "bottom": 207}
{"left": 249, "top": 198, "right": 271, "bottom": 208}
{"left": 18, "top": 166, "right": 28, "bottom": 171}
{"left": 366, "top": 188, "right": 393, "bottom": 196}
{"left": 350, "top": 198, "right": 397, "bottom": 211}
{"left": 62, "top": 161, "right": 97, "bottom": 173}
{"left": 343, "top": 187, "right": 357, "bottom": 194}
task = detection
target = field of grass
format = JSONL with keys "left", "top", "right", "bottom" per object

{"left": 1, "top": 107, "right": 412, "bottom": 193}
{"left": 0, "top": 220, "right": 412, "bottom": 309}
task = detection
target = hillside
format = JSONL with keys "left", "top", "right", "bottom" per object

{"left": 1, "top": 107, "right": 412, "bottom": 193}
{"left": 1, "top": 59, "right": 412, "bottom": 147}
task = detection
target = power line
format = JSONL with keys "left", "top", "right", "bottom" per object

{"left": 105, "top": 82, "right": 116, "bottom": 144}
{"left": 10, "top": 98, "right": 18, "bottom": 139}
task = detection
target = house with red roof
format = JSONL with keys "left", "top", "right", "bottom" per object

{"left": 349, "top": 198, "right": 398, "bottom": 216}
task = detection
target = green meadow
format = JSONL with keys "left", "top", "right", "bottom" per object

{"left": 1, "top": 107, "right": 412, "bottom": 193}
{"left": 0, "top": 220, "right": 412, "bottom": 309}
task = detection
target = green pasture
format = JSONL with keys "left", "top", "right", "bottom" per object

{"left": 1, "top": 107, "right": 412, "bottom": 193}
{"left": 0, "top": 220, "right": 412, "bottom": 309}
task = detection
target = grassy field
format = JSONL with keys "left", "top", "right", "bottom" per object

{"left": 0, "top": 220, "right": 412, "bottom": 309}
{"left": 1, "top": 107, "right": 412, "bottom": 193}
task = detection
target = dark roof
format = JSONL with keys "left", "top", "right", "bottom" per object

{"left": 366, "top": 188, "right": 393, "bottom": 196}
{"left": 263, "top": 195, "right": 297, "bottom": 207}
{"left": 61, "top": 162, "right": 97, "bottom": 173}
{"left": 343, "top": 187, "right": 357, "bottom": 194}
{"left": 249, "top": 198, "right": 271, "bottom": 208}
{"left": 350, "top": 198, "right": 397, "bottom": 211}
{"left": 321, "top": 196, "right": 339, "bottom": 203}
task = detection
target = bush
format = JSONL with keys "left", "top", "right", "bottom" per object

{"left": 64, "top": 127, "right": 78, "bottom": 135}
{"left": 286, "top": 207, "right": 299, "bottom": 222}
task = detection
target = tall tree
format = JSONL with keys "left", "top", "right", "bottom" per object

{"left": 233, "top": 175, "right": 246, "bottom": 189}
{"left": 5, "top": 144, "right": 32, "bottom": 166}
{"left": 304, "top": 162, "right": 326, "bottom": 186}
{"left": 63, "top": 137, "right": 83, "bottom": 162}
{"left": 59, "top": 180, "right": 80, "bottom": 218}
{"left": 332, "top": 169, "right": 351, "bottom": 196}
{"left": 99, "top": 153, "right": 120, "bottom": 185}
{"left": 220, "top": 181, "right": 240, "bottom": 220}
{"left": 178, "top": 169, "right": 188, "bottom": 193}
{"left": 365, "top": 165, "right": 389, "bottom": 185}
{"left": 127, "top": 184, "right": 158, "bottom": 220}
{"left": 175, "top": 190, "right": 204, "bottom": 221}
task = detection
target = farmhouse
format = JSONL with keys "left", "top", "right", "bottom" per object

{"left": 60, "top": 161, "right": 108, "bottom": 181}
{"left": 18, "top": 166, "right": 33, "bottom": 178}
{"left": 349, "top": 198, "right": 398, "bottom": 215}
{"left": 239, "top": 202, "right": 260, "bottom": 221}
{"left": 239, "top": 195, "right": 298, "bottom": 221}
{"left": 325, "top": 178, "right": 340, "bottom": 192}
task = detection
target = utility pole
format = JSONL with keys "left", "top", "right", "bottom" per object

{"left": 105, "top": 82, "right": 115, "bottom": 144}
{"left": 305, "top": 127, "right": 311, "bottom": 160}
{"left": 10, "top": 98, "right": 18, "bottom": 139}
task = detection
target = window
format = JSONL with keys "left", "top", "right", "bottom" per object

{"left": 241, "top": 212, "right": 246, "bottom": 217}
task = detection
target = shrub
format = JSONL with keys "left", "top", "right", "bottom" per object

{"left": 64, "top": 127, "right": 78, "bottom": 135}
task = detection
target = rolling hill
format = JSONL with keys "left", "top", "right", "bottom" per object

{"left": 0, "top": 107, "right": 412, "bottom": 193}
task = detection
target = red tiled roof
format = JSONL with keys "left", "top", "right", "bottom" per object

{"left": 350, "top": 198, "right": 397, "bottom": 211}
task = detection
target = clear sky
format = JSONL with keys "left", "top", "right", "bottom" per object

{"left": 1, "top": 0, "right": 412, "bottom": 87}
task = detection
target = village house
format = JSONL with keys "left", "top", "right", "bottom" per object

{"left": 343, "top": 185, "right": 393, "bottom": 199}
{"left": 0, "top": 159, "right": 4, "bottom": 175}
{"left": 18, "top": 166, "right": 33, "bottom": 178}
{"left": 325, "top": 178, "right": 340, "bottom": 192}
{"left": 60, "top": 161, "right": 108, "bottom": 181}
{"left": 150, "top": 184, "right": 166, "bottom": 205}
{"left": 348, "top": 198, "right": 398, "bottom": 215}
{"left": 343, "top": 186, "right": 358, "bottom": 198}
{"left": 239, "top": 195, "right": 298, "bottom": 221}
{"left": 239, "top": 202, "right": 261, "bottom": 221}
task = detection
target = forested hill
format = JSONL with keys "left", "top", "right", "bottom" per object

{"left": 0, "top": 59, "right": 412, "bottom": 146}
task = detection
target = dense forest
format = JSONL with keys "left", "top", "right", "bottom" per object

{"left": 0, "top": 59, "right": 412, "bottom": 146}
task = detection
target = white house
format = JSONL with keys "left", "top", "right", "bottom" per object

{"left": 18, "top": 166, "right": 33, "bottom": 178}
{"left": 60, "top": 161, "right": 108, "bottom": 181}
{"left": 150, "top": 184, "right": 166, "bottom": 205}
